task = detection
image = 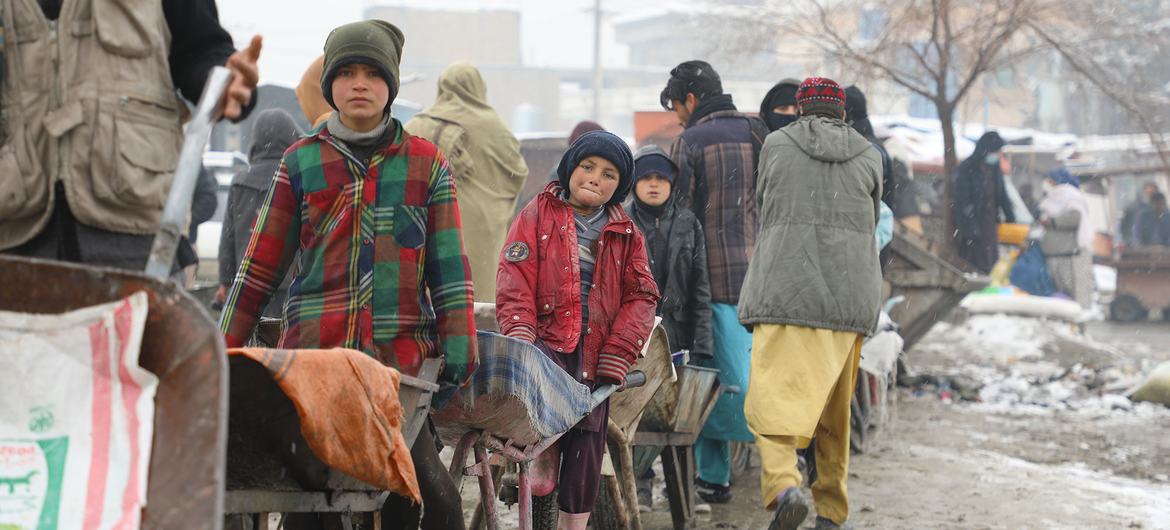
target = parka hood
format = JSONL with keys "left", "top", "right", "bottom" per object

{"left": 781, "top": 115, "right": 875, "bottom": 163}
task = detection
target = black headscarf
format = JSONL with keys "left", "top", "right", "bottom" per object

{"left": 955, "top": 131, "right": 1011, "bottom": 240}
{"left": 760, "top": 78, "right": 801, "bottom": 132}
{"left": 556, "top": 130, "right": 635, "bottom": 206}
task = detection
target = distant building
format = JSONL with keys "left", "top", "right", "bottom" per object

{"left": 365, "top": 4, "right": 562, "bottom": 134}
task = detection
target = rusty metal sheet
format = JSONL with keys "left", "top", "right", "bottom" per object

{"left": 0, "top": 255, "right": 227, "bottom": 530}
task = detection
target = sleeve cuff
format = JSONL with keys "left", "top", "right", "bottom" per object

{"left": 505, "top": 323, "right": 537, "bottom": 343}
{"left": 596, "top": 352, "right": 633, "bottom": 382}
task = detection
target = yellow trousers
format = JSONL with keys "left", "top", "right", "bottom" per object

{"left": 746, "top": 324, "right": 860, "bottom": 524}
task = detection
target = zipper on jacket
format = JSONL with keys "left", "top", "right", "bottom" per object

{"left": 48, "top": 19, "right": 63, "bottom": 182}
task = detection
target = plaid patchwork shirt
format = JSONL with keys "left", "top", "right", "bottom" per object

{"left": 670, "top": 109, "right": 766, "bottom": 305}
{"left": 219, "top": 121, "right": 477, "bottom": 385}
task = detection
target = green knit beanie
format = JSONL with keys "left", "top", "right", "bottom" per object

{"left": 321, "top": 20, "right": 405, "bottom": 111}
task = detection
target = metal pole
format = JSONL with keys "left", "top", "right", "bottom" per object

{"left": 145, "top": 66, "right": 233, "bottom": 280}
{"left": 591, "top": 0, "right": 603, "bottom": 122}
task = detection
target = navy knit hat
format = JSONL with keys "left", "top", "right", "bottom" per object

{"left": 633, "top": 145, "right": 677, "bottom": 184}
{"left": 556, "top": 130, "right": 635, "bottom": 206}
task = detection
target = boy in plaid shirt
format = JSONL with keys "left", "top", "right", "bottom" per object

{"left": 218, "top": 20, "right": 474, "bottom": 530}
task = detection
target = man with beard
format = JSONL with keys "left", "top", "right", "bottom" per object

{"left": 661, "top": 59, "right": 770, "bottom": 503}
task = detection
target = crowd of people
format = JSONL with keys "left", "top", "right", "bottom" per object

{"left": 3, "top": 4, "right": 1165, "bottom": 529}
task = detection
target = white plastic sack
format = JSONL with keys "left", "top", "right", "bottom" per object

{"left": 961, "top": 293, "right": 1085, "bottom": 322}
{"left": 0, "top": 292, "right": 157, "bottom": 530}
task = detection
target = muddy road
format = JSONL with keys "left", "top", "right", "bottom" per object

{"left": 637, "top": 318, "right": 1170, "bottom": 529}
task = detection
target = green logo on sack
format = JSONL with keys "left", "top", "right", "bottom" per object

{"left": 26, "top": 408, "right": 53, "bottom": 434}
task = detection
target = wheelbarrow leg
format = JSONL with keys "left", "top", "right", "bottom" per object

{"left": 662, "top": 446, "right": 694, "bottom": 529}
{"left": 469, "top": 465, "right": 505, "bottom": 530}
{"left": 451, "top": 431, "right": 478, "bottom": 482}
{"left": 469, "top": 444, "right": 500, "bottom": 530}
{"left": 518, "top": 460, "right": 532, "bottom": 530}
{"left": 606, "top": 420, "right": 643, "bottom": 530}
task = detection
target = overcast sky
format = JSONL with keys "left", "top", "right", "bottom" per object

{"left": 218, "top": 0, "right": 675, "bottom": 87}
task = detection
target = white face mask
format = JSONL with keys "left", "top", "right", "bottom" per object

{"left": 1042, "top": 180, "right": 1056, "bottom": 193}
{"left": 985, "top": 153, "right": 1000, "bottom": 165}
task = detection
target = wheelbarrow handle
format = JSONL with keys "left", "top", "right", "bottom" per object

{"left": 588, "top": 370, "right": 646, "bottom": 407}
{"left": 624, "top": 370, "right": 647, "bottom": 389}
{"left": 144, "top": 66, "right": 233, "bottom": 280}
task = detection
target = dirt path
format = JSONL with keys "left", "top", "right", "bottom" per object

{"left": 638, "top": 318, "right": 1170, "bottom": 529}
{"left": 640, "top": 395, "right": 1170, "bottom": 530}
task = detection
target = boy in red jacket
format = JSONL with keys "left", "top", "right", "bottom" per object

{"left": 496, "top": 131, "right": 659, "bottom": 528}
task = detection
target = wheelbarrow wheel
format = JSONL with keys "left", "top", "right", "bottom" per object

{"left": 532, "top": 489, "right": 560, "bottom": 530}
{"left": 1111, "top": 294, "right": 1148, "bottom": 322}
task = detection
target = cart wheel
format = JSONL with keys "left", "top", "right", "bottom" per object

{"left": 532, "top": 489, "right": 560, "bottom": 530}
{"left": 1111, "top": 294, "right": 1148, "bottom": 322}
{"left": 591, "top": 477, "right": 621, "bottom": 530}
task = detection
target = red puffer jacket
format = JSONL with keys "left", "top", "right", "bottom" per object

{"left": 496, "top": 182, "right": 659, "bottom": 383}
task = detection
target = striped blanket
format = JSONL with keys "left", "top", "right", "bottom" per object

{"left": 432, "top": 332, "right": 593, "bottom": 446}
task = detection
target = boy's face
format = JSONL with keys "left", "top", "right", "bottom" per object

{"left": 567, "top": 155, "right": 620, "bottom": 210}
{"left": 635, "top": 173, "right": 671, "bottom": 207}
{"left": 332, "top": 63, "right": 390, "bottom": 132}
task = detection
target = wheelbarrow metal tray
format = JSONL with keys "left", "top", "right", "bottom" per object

{"left": 607, "top": 321, "right": 672, "bottom": 435}
{"left": 639, "top": 364, "right": 721, "bottom": 434}
{"left": 0, "top": 255, "right": 227, "bottom": 530}
{"left": 432, "top": 332, "right": 593, "bottom": 447}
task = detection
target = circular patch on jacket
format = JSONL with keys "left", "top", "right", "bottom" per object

{"left": 504, "top": 242, "right": 530, "bottom": 262}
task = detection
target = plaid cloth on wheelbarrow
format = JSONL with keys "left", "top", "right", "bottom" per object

{"left": 432, "top": 332, "right": 593, "bottom": 447}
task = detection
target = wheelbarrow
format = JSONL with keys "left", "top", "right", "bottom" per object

{"left": 0, "top": 68, "right": 234, "bottom": 528}
{"left": 431, "top": 330, "right": 646, "bottom": 530}
{"left": 620, "top": 363, "right": 725, "bottom": 530}
{"left": 592, "top": 320, "right": 678, "bottom": 530}
{"left": 0, "top": 254, "right": 229, "bottom": 529}
{"left": 223, "top": 320, "right": 441, "bottom": 529}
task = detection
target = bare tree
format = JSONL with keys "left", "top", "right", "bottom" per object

{"left": 1025, "top": 0, "right": 1170, "bottom": 173}
{"left": 769, "top": 0, "right": 1047, "bottom": 252}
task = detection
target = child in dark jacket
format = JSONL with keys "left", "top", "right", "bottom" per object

{"left": 626, "top": 145, "right": 714, "bottom": 361}
{"left": 496, "top": 131, "right": 659, "bottom": 528}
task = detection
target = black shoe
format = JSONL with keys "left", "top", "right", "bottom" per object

{"left": 694, "top": 477, "right": 733, "bottom": 503}
{"left": 814, "top": 516, "right": 853, "bottom": 530}
{"left": 767, "top": 487, "right": 809, "bottom": 530}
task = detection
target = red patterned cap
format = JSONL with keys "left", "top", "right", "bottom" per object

{"left": 796, "top": 77, "right": 847, "bottom": 116}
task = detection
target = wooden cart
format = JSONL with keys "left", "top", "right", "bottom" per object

{"left": 1110, "top": 247, "right": 1170, "bottom": 321}
{"left": 884, "top": 229, "right": 990, "bottom": 349}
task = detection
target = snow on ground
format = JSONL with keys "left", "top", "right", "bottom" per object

{"left": 910, "top": 313, "right": 1164, "bottom": 416}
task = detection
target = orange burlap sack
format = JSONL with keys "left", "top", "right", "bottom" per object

{"left": 228, "top": 348, "right": 420, "bottom": 502}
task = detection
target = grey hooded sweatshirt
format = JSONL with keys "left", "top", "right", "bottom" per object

{"left": 219, "top": 109, "right": 302, "bottom": 316}
{"left": 737, "top": 115, "right": 883, "bottom": 335}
